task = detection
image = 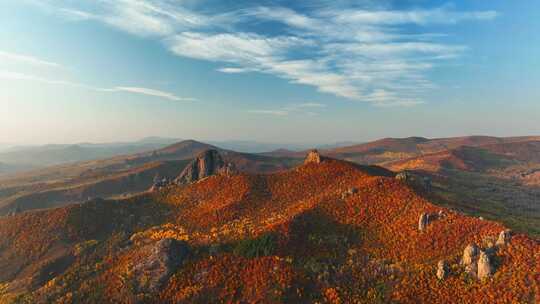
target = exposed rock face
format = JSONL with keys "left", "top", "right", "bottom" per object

{"left": 218, "top": 162, "right": 237, "bottom": 177}
{"left": 175, "top": 149, "right": 225, "bottom": 185}
{"left": 130, "top": 238, "right": 189, "bottom": 294}
{"left": 496, "top": 229, "right": 512, "bottom": 246}
{"left": 396, "top": 171, "right": 431, "bottom": 192}
{"left": 437, "top": 210, "right": 445, "bottom": 218}
{"left": 150, "top": 177, "right": 171, "bottom": 192}
{"left": 395, "top": 171, "right": 410, "bottom": 181}
{"left": 304, "top": 150, "right": 322, "bottom": 164}
{"left": 461, "top": 243, "right": 480, "bottom": 276}
{"left": 341, "top": 187, "right": 358, "bottom": 199}
{"left": 477, "top": 251, "right": 493, "bottom": 279}
{"left": 462, "top": 243, "right": 479, "bottom": 271}
{"left": 436, "top": 260, "right": 449, "bottom": 280}
{"left": 418, "top": 212, "right": 429, "bottom": 231}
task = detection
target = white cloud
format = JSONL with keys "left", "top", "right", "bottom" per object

{"left": 248, "top": 110, "right": 290, "bottom": 116}
{"left": 29, "top": 1, "right": 498, "bottom": 106}
{"left": 109, "top": 86, "right": 195, "bottom": 101}
{"left": 249, "top": 102, "right": 327, "bottom": 117}
{"left": 168, "top": 32, "right": 306, "bottom": 64}
{"left": 0, "top": 51, "right": 61, "bottom": 68}
{"left": 0, "top": 70, "right": 193, "bottom": 102}
{"left": 216, "top": 67, "right": 253, "bottom": 73}
{"left": 321, "top": 7, "right": 498, "bottom": 26}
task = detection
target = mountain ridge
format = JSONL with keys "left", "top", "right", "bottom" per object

{"left": 0, "top": 154, "right": 537, "bottom": 302}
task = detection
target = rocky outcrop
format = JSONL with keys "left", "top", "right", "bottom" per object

{"left": 341, "top": 187, "right": 358, "bottom": 199}
{"left": 462, "top": 243, "right": 479, "bottom": 274}
{"left": 130, "top": 238, "right": 189, "bottom": 294}
{"left": 218, "top": 162, "right": 237, "bottom": 177}
{"left": 395, "top": 171, "right": 410, "bottom": 181}
{"left": 418, "top": 212, "right": 429, "bottom": 231}
{"left": 396, "top": 171, "right": 431, "bottom": 192}
{"left": 496, "top": 229, "right": 512, "bottom": 246}
{"left": 304, "top": 150, "right": 322, "bottom": 164}
{"left": 461, "top": 243, "right": 497, "bottom": 279}
{"left": 175, "top": 149, "right": 225, "bottom": 185}
{"left": 477, "top": 251, "right": 493, "bottom": 279}
{"left": 436, "top": 260, "right": 449, "bottom": 280}
{"left": 150, "top": 177, "right": 171, "bottom": 192}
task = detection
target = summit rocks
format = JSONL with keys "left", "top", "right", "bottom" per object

{"left": 304, "top": 150, "right": 323, "bottom": 164}
{"left": 174, "top": 149, "right": 226, "bottom": 185}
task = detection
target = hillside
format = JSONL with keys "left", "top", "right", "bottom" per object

{"left": 0, "top": 139, "right": 181, "bottom": 172}
{"left": 0, "top": 153, "right": 537, "bottom": 303}
{"left": 386, "top": 142, "right": 540, "bottom": 237}
{"left": 264, "top": 136, "right": 540, "bottom": 165}
{"left": 0, "top": 141, "right": 300, "bottom": 216}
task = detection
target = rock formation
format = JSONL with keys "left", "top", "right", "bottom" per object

{"left": 496, "top": 229, "right": 512, "bottom": 246}
{"left": 130, "top": 238, "right": 189, "bottom": 294}
{"left": 436, "top": 260, "right": 449, "bottom": 280}
{"left": 418, "top": 212, "right": 429, "bottom": 231}
{"left": 150, "top": 177, "right": 171, "bottom": 192}
{"left": 175, "top": 149, "right": 225, "bottom": 185}
{"left": 477, "top": 251, "right": 493, "bottom": 279}
{"left": 395, "top": 171, "right": 410, "bottom": 181}
{"left": 218, "top": 162, "right": 237, "bottom": 177}
{"left": 304, "top": 149, "right": 322, "bottom": 164}
{"left": 341, "top": 187, "right": 358, "bottom": 199}
{"left": 462, "top": 243, "right": 479, "bottom": 265}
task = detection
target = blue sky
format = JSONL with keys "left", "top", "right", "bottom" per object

{"left": 0, "top": 0, "right": 539, "bottom": 145}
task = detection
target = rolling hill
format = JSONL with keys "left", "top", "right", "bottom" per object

{"left": 0, "top": 140, "right": 300, "bottom": 216}
{"left": 0, "top": 138, "right": 182, "bottom": 173}
{"left": 0, "top": 153, "right": 537, "bottom": 303}
{"left": 264, "top": 136, "right": 540, "bottom": 165}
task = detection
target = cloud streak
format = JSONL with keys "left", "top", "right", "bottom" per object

{"left": 30, "top": 1, "right": 498, "bottom": 106}
{"left": 0, "top": 70, "right": 193, "bottom": 102}
{"left": 249, "top": 102, "right": 327, "bottom": 116}
{"left": 108, "top": 86, "right": 195, "bottom": 101}
{"left": 0, "top": 51, "right": 61, "bottom": 68}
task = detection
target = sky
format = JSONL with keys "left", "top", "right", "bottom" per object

{"left": 0, "top": 0, "right": 539, "bottom": 145}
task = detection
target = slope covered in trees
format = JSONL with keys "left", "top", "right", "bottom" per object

{"left": 0, "top": 155, "right": 537, "bottom": 303}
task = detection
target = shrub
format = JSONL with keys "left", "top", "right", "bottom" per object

{"left": 233, "top": 233, "right": 277, "bottom": 258}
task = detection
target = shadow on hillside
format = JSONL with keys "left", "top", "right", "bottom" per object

{"left": 409, "top": 169, "right": 540, "bottom": 238}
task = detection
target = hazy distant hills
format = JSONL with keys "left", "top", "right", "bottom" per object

{"left": 2, "top": 135, "right": 540, "bottom": 236}
{"left": 0, "top": 138, "right": 355, "bottom": 175}
{"left": 0, "top": 137, "right": 182, "bottom": 172}
{"left": 264, "top": 135, "right": 540, "bottom": 164}
{"left": 0, "top": 140, "right": 300, "bottom": 216}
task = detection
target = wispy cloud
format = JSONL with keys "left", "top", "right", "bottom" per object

{"left": 248, "top": 110, "right": 290, "bottom": 116}
{"left": 29, "top": 1, "right": 498, "bottom": 106}
{"left": 0, "top": 70, "right": 193, "bottom": 102}
{"left": 249, "top": 102, "right": 327, "bottom": 116}
{"left": 0, "top": 51, "right": 61, "bottom": 68}
{"left": 106, "top": 86, "right": 195, "bottom": 101}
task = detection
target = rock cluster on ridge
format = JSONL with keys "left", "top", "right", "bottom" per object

{"left": 174, "top": 149, "right": 226, "bottom": 185}
{"left": 436, "top": 260, "right": 449, "bottom": 280}
{"left": 496, "top": 229, "right": 512, "bottom": 246}
{"left": 304, "top": 149, "right": 323, "bottom": 164}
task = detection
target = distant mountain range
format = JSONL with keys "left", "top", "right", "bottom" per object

{"left": 2, "top": 135, "right": 540, "bottom": 237}
{"left": 0, "top": 138, "right": 356, "bottom": 174}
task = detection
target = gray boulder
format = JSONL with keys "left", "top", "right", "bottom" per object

{"left": 462, "top": 243, "right": 479, "bottom": 265}
{"left": 130, "top": 238, "right": 189, "bottom": 294}
{"left": 436, "top": 260, "right": 449, "bottom": 280}
{"left": 418, "top": 212, "right": 429, "bottom": 231}
{"left": 477, "top": 251, "right": 493, "bottom": 279}
{"left": 496, "top": 229, "right": 512, "bottom": 246}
